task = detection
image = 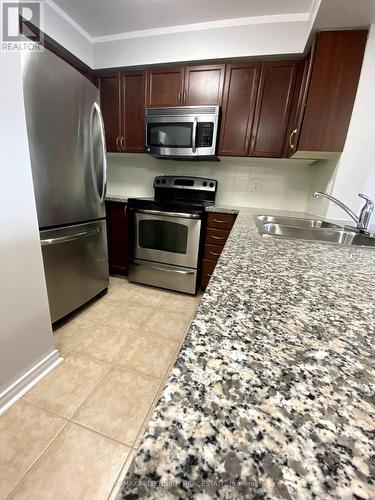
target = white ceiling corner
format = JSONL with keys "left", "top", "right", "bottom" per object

{"left": 46, "top": 0, "right": 316, "bottom": 41}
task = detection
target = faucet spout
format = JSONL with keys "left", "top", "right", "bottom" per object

{"left": 312, "top": 191, "right": 374, "bottom": 233}
{"left": 313, "top": 192, "right": 359, "bottom": 224}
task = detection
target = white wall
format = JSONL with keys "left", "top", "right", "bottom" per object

{"left": 42, "top": 0, "right": 93, "bottom": 66}
{"left": 326, "top": 25, "right": 375, "bottom": 224}
{"left": 107, "top": 154, "right": 317, "bottom": 212}
{"left": 0, "top": 50, "right": 56, "bottom": 397}
{"left": 306, "top": 159, "right": 339, "bottom": 216}
{"left": 93, "top": 19, "right": 311, "bottom": 69}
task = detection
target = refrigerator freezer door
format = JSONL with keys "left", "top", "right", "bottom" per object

{"left": 40, "top": 220, "right": 109, "bottom": 323}
{"left": 23, "top": 49, "right": 106, "bottom": 229}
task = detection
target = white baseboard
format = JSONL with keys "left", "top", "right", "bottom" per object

{"left": 0, "top": 350, "right": 63, "bottom": 415}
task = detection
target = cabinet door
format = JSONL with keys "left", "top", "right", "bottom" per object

{"left": 218, "top": 63, "right": 260, "bottom": 156}
{"left": 99, "top": 74, "right": 121, "bottom": 153}
{"left": 105, "top": 201, "right": 129, "bottom": 275}
{"left": 146, "top": 67, "right": 184, "bottom": 107}
{"left": 250, "top": 61, "right": 297, "bottom": 158}
{"left": 283, "top": 58, "right": 312, "bottom": 157}
{"left": 121, "top": 71, "right": 146, "bottom": 152}
{"left": 296, "top": 30, "right": 367, "bottom": 155}
{"left": 183, "top": 64, "right": 225, "bottom": 106}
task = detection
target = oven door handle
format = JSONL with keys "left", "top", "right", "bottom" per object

{"left": 136, "top": 209, "right": 200, "bottom": 219}
{"left": 132, "top": 261, "right": 195, "bottom": 275}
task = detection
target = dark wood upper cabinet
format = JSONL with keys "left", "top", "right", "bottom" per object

{"left": 250, "top": 61, "right": 298, "bottom": 158}
{"left": 218, "top": 62, "right": 261, "bottom": 156}
{"left": 289, "top": 30, "right": 367, "bottom": 158}
{"left": 99, "top": 71, "right": 146, "bottom": 153}
{"left": 283, "top": 58, "right": 310, "bottom": 158}
{"left": 121, "top": 71, "right": 145, "bottom": 152}
{"left": 99, "top": 74, "right": 121, "bottom": 153}
{"left": 183, "top": 64, "right": 225, "bottom": 105}
{"left": 146, "top": 67, "right": 184, "bottom": 107}
{"left": 98, "top": 30, "right": 367, "bottom": 159}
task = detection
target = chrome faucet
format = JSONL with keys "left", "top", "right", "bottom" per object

{"left": 313, "top": 192, "right": 374, "bottom": 234}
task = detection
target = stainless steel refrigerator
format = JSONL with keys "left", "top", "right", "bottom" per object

{"left": 22, "top": 48, "right": 109, "bottom": 323}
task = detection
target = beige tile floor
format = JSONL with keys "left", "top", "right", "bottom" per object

{"left": 0, "top": 277, "right": 201, "bottom": 500}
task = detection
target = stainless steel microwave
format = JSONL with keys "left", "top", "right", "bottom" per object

{"left": 145, "top": 105, "right": 219, "bottom": 159}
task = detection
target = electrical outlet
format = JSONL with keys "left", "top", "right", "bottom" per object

{"left": 251, "top": 178, "right": 261, "bottom": 192}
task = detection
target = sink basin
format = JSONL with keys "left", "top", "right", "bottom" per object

{"left": 351, "top": 233, "right": 375, "bottom": 247}
{"left": 254, "top": 215, "right": 375, "bottom": 248}
{"left": 256, "top": 215, "right": 342, "bottom": 229}
{"left": 262, "top": 223, "right": 355, "bottom": 244}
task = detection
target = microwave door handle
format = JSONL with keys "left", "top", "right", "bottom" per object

{"left": 192, "top": 117, "right": 198, "bottom": 153}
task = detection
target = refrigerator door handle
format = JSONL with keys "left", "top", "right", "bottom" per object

{"left": 90, "top": 102, "right": 107, "bottom": 203}
{"left": 41, "top": 227, "right": 101, "bottom": 246}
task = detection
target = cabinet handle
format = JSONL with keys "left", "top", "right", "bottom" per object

{"left": 209, "top": 251, "right": 221, "bottom": 256}
{"left": 207, "top": 273, "right": 212, "bottom": 277}
{"left": 212, "top": 219, "right": 226, "bottom": 224}
{"left": 289, "top": 129, "right": 298, "bottom": 149}
{"left": 121, "top": 136, "right": 125, "bottom": 151}
{"left": 116, "top": 137, "right": 120, "bottom": 151}
{"left": 178, "top": 91, "right": 181, "bottom": 103}
{"left": 211, "top": 235, "right": 225, "bottom": 240}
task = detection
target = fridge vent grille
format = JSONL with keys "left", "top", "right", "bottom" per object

{"left": 145, "top": 106, "right": 219, "bottom": 117}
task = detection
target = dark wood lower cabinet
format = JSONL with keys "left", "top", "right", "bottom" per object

{"left": 105, "top": 201, "right": 129, "bottom": 275}
{"left": 201, "top": 259, "right": 218, "bottom": 289}
{"left": 201, "top": 212, "right": 237, "bottom": 289}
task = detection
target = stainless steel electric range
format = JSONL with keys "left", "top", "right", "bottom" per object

{"left": 128, "top": 175, "right": 217, "bottom": 294}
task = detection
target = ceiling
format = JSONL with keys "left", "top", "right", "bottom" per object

{"left": 313, "top": 0, "right": 375, "bottom": 30}
{"left": 49, "top": 0, "right": 314, "bottom": 38}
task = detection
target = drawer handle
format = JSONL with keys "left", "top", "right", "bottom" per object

{"left": 209, "top": 251, "right": 221, "bottom": 256}
{"left": 212, "top": 219, "right": 226, "bottom": 224}
{"left": 211, "top": 235, "right": 226, "bottom": 240}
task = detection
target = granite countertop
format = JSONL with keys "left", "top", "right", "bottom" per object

{"left": 119, "top": 206, "right": 375, "bottom": 499}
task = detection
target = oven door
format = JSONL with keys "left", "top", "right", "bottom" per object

{"left": 134, "top": 210, "right": 201, "bottom": 268}
{"left": 146, "top": 116, "right": 197, "bottom": 157}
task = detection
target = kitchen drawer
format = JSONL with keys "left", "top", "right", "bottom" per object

{"left": 203, "top": 244, "right": 223, "bottom": 262}
{"left": 201, "top": 258, "right": 217, "bottom": 288}
{"left": 205, "top": 227, "right": 231, "bottom": 246}
{"left": 207, "top": 212, "right": 236, "bottom": 230}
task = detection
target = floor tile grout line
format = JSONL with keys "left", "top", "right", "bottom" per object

{"left": 69, "top": 363, "right": 162, "bottom": 449}
{"left": 130, "top": 303, "right": 201, "bottom": 449}
{"left": 5, "top": 280, "right": 202, "bottom": 500}
{"left": 19, "top": 281, "right": 202, "bottom": 500}
{"left": 54, "top": 344, "right": 168, "bottom": 383}
{"left": 20, "top": 397, "right": 71, "bottom": 421}
{"left": 64, "top": 362, "right": 113, "bottom": 422}
{"left": 106, "top": 447, "right": 139, "bottom": 500}
{"left": 5, "top": 414, "right": 70, "bottom": 500}
{"left": 68, "top": 419, "right": 135, "bottom": 448}
{"left": 55, "top": 329, "right": 186, "bottom": 381}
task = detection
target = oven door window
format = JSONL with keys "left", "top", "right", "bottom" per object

{"left": 139, "top": 219, "right": 188, "bottom": 254}
{"left": 147, "top": 123, "right": 193, "bottom": 148}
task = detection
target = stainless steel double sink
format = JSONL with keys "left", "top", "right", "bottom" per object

{"left": 255, "top": 215, "right": 375, "bottom": 248}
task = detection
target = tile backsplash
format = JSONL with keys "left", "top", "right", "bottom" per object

{"left": 107, "top": 154, "right": 334, "bottom": 213}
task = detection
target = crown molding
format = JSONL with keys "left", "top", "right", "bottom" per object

{"left": 44, "top": 1, "right": 314, "bottom": 46}
{"left": 91, "top": 13, "right": 310, "bottom": 43}
{"left": 44, "top": 0, "right": 94, "bottom": 42}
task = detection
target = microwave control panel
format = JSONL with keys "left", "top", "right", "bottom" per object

{"left": 196, "top": 123, "right": 214, "bottom": 148}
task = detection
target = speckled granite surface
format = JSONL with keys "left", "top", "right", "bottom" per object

{"left": 118, "top": 207, "right": 375, "bottom": 499}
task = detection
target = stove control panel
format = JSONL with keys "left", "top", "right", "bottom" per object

{"left": 154, "top": 176, "right": 217, "bottom": 193}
